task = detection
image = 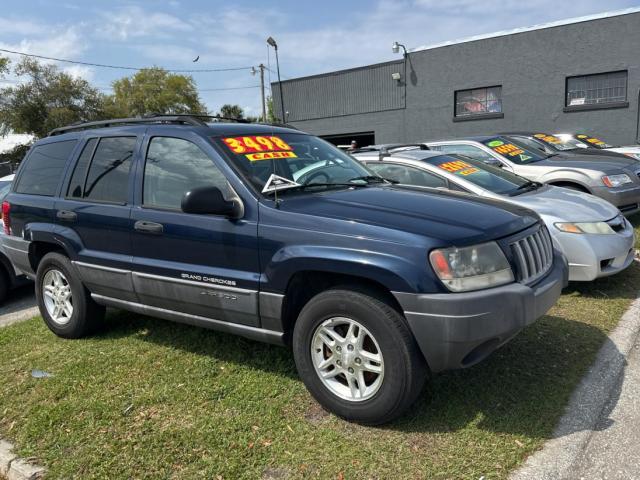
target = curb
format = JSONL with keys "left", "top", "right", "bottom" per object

{"left": 0, "top": 440, "right": 45, "bottom": 480}
{"left": 510, "top": 294, "right": 640, "bottom": 480}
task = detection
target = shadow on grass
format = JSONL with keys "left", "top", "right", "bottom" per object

{"left": 93, "top": 307, "right": 623, "bottom": 441}
{"left": 391, "top": 315, "right": 624, "bottom": 440}
{"left": 96, "top": 310, "right": 299, "bottom": 380}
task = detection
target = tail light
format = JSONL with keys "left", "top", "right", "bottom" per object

{"left": 2, "top": 201, "right": 10, "bottom": 235}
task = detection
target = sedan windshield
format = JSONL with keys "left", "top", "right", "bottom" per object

{"left": 213, "top": 133, "right": 377, "bottom": 195}
{"left": 425, "top": 154, "right": 539, "bottom": 196}
{"left": 573, "top": 133, "right": 616, "bottom": 149}
{"left": 530, "top": 133, "right": 581, "bottom": 151}
{"left": 480, "top": 136, "right": 548, "bottom": 164}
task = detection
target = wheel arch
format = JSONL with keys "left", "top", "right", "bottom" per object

{"left": 279, "top": 270, "right": 405, "bottom": 344}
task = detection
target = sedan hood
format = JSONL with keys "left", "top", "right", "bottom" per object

{"left": 277, "top": 185, "right": 539, "bottom": 246}
{"left": 507, "top": 185, "right": 619, "bottom": 222}
{"left": 536, "top": 152, "right": 638, "bottom": 172}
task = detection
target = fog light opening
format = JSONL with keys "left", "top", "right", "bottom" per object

{"left": 461, "top": 338, "right": 501, "bottom": 368}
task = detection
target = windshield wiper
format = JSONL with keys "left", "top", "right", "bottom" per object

{"left": 510, "top": 181, "right": 542, "bottom": 195}
{"left": 544, "top": 153, "right": 559, "bottom": 159}
{"left": 265, "top": 182, "right": 369, "bottom": 196}
{"left": 347, "top": 175, "right": 389, "bottom": 184}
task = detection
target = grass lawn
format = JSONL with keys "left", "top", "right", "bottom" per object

{"left": 1, "top": 216, "right": 639, "bottom": 479}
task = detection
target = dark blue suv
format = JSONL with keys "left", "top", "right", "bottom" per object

{"left": 1, "top": 116, "right": 567, "bottom": 424}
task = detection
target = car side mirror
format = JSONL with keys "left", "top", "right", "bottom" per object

{"left": 181, "top": 186, "right": 243, "bottom": 218}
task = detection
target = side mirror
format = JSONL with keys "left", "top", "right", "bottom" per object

{"left": 483, "top": 158, "right": 504, "bottom": 168}
{"left": 181, "top": 186, "right": 243, "bottom": 218}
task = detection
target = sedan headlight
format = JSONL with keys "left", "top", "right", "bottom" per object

{"left": 602, "top": 174, "right": 633, "bottom": 188}
{"left": 429, "top": 242, "right": 514, "bottom": 292}
{"left": 554, "top": 222, "right": 615, "bottom": 234}
{"left": 623, "top": 153, "right": 640, "bottom": 160}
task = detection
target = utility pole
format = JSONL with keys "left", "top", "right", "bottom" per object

{"left": 267, "top": 36, "right": 285, "bottom": 122}
{"left": 252, "top": 64, "right": 267, "bottom": 122}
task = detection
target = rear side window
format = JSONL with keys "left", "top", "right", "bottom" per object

{"left": 432, "top": 144, "right": 496, "bottom": 162}
{"left": 143, "top": 137, "right": 231, "bottom": 210}
{"left": 69, "top": 137, "right": 135, "bottom": 203}
{"left": 367, "top": 163, "right": 447, "bottom": 188}
{"left": 15, "top": 140, "right": 77, "bottom": 196}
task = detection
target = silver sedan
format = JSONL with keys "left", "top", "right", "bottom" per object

{"left": 426, "top": 136, "right": 640, "bottom": 216}
{"left": 353, "top": 149, "right": 635, "bottom": 282}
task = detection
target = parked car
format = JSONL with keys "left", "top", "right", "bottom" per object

{"left": 352, "top": 147, "right": 635, "bottom": 282}
{"left": 2, "top": 116, "right": 566, "bottom": 424}
{"left": 427, "top": 136, "right": 640, "bottom": 216}
{"left": 553, "top": 132, "right": 640, "bottom": 161}
{"left": 500, "top": 131, "right": 633, "bottom": 161}
{"left": 0, "top": 174, "right": 30, "bottom": 303}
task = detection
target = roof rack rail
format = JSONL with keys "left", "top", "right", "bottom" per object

{"left": 47, "top": 113, "right": 254, "bottom": 136}
{"left": 351, "top": 143, "right": 429, "bottom": 160}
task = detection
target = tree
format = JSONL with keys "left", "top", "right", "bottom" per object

{"left": 266, "top": 96, "right": 277, "bottom": 122}
{"left": 107, "top": 68, "right": 207, "bottom": 117}
{"left": 218, "top": 104, "right": 244, "bottom": 119}
{"left": 0, "top": 58, "right": 106, "bottom": 138}
{"left": 0, "top": 56, "right": 8, "bottom": 77}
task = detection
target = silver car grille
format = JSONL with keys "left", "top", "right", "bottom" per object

{"left": 510, "top": 227, "right": 553, "bottom": 284}
{"left": 606, "top": 214, "right": 626, "bottom": 233}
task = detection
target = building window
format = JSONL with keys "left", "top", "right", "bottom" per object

{"left": 566, "top": 71, "right": 627, "bottom": 107}
{"left": 454, "top": 86, "right": 502, "bottom": 118}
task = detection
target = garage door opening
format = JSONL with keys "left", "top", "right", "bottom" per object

{"left": 321, "top": 132, "right": 375, "bottom": 150}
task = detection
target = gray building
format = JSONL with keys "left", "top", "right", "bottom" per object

{"left": 271, "top": 8, "right": 640, "bottom": 147}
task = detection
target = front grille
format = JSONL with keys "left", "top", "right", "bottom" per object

{"left": 510, "top": 227, "right": 553, "bottom": 284}
{"left": 606, "top": 214, "right": 626, "bottom": 233}
{"left": 619, "top": 203, "right": 639, "bottom": 213}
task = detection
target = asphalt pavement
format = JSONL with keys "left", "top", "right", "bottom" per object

{"left": 0, "top": 284, "right": 38, "bottom": 328}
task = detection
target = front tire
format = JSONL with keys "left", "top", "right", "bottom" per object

{"left": 35, "top": 252, "right": 105, "bottom": 338}
{"left": 292, "top": 288, "right": 427, "bottom": 425}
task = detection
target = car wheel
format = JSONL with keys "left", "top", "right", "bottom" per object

{"left": 35, "top": 252, "right": 105, "bottom": 338}
{"left": 292, "top": 288, "right": 427, "bottom": 425}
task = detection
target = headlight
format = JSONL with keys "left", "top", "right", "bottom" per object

{"left": 554, "top": 222, "right": 615, "bottom": 234}
{"left": 623, "top": 153, "right": 640, "bottom": 160}
{"left": 602, "top": 174, "right": 632, "bottom": 188}
{"left": 429, "top": 242, "right": 514, "bottom": 292}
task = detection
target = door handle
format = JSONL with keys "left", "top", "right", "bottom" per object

{"left": 134, "top": 220, "right": 164, "bottom": 235}
{"left": 56, "top": 210, "right": 77, "bottom": 222}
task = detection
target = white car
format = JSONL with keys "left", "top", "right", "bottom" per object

{"left": 0, "top": 174, "right": 30, "bottom": 302}
{"left": 353, "top": 148, "right": 635, "bottom": 282}
{"left": 554, "top": 133, "right": 640, "bottom": 160}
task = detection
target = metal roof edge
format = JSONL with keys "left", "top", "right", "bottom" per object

{"left": 410, "top": 7, "right": 640, "bottom": 53}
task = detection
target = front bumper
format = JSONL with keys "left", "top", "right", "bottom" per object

{"left": 590, "top": 185, "right": 640, "bottom": 216}
{"left": 551, "top": 222, "right": 635, "bottom": 282}
{"left": 393, "top": 251, "right": 567, "bottom": 373}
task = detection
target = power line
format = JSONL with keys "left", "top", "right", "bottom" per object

{"left": 0, "top": 78, "right": 261, "bottom": 93}
{"left": 0, "top": 47, "right": 253, "bottom": 73}
{"left": 199, "top": 85, "right": 261, "bottom": 92}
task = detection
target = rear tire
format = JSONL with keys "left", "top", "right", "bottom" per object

{"left": 292, "top": 288, "right": 427, "bottom": 425}
{"left": 35, "top": 252, "right": 105, "bottom": 338}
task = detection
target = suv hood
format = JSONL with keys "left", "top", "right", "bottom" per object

{"left": 508, "top": 185, "right": 619, "bottom": 222}
{"left": 276, "top": 185, "right": 539, "bottom": 246}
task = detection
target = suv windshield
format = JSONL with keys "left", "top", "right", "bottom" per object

{"left": 424, "top": 154, "right": 537, "bottom": 196}
{"left": 480, "top": 136, "right": 548, "bottom": 164}
{"left": 213, "top": 132, "right": 377, "bottom": 194}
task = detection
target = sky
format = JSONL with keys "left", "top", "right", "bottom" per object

{"left": 0, "top": 0, "right": 638, "bottom": 117}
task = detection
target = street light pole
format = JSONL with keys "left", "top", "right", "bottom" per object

{"left": 267, "top": 36, "right": 285, "bottom": 122}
